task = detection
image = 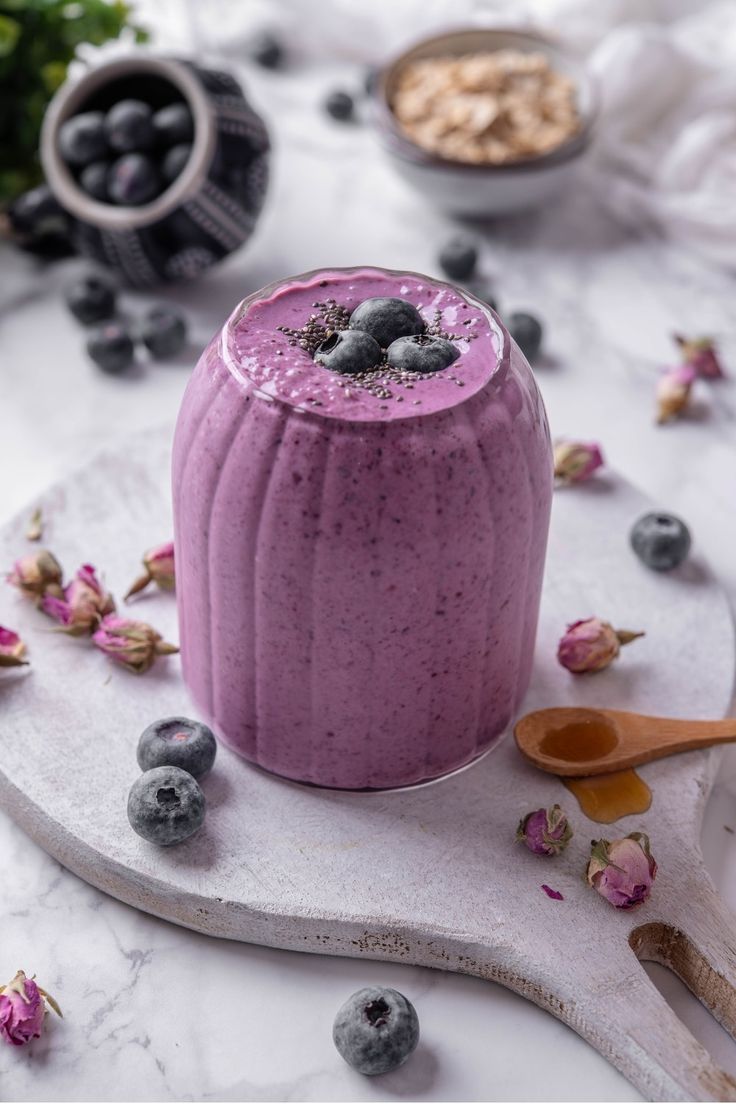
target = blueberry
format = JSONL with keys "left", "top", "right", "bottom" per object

{"left": 161, "top": 143, "right": 192, "bottom": 184}
{"left": 314, "top": 330, "right": 381, "bottom": 375}
{"left": 140, "top": 306, "right": 188, "bottom": 359}
{"left": 349, "top": 297, "right": 425, "bottom": 349}
{"left": 325, "top": 90, "right": 355, "bottom": 121}
{"left": 248, "top": 31, "right": 284, "bottom": 69}
{"left": 8, "top": 185, "right": 74, "bottom": 258}
{"left": 387, "top": 334, "right": 460, "bottom": 374}
{"left": 137, "top": 716, "right": 216, "bottom": 778}
{"left": 65, "top": 274, "right": 116, "bottom": 325}
{"left": 105, "top": 99, "right": 155, "bottom": 153}
{"left": 58, "top": 112, "right": 107, "bottom": 167}
{"left": 508, "top": 311, "right": 543, "bottom": 362}
{"left": 333, "top": 987, "right": 419, "bottom": 1076}
{"left": 153, "top": 102, "right": 194, "bottom": 147}
{"left": 108, "top": 153, "right": 162, "bottom": 206}
{"left": 79, "top": 161, "right": 110, "bottom": 202}
{"left": 127, "top": 765, "right": 205, "bottom": 846}
{"left": 630, "top": 512, "right": 691, "bottom": 572}
{"left": 86, "top": 322, "right": 135, "bottom": 374}
{"left": 438, "top": 236, "right": 478, "bottom": 281}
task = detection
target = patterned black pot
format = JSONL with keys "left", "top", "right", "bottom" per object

{"left": 40, "top": 55, "right": 270, "bottom": 285}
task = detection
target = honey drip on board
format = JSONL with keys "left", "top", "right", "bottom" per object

{"left": 564, "top": 770, "right": 652, "bottom": 824}
{"left": 538, "top": 716, "right": 652, "bottom": 824}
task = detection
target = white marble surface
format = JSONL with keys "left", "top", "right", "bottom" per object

{"left": 1, "top": 31, "right": 736, "bottom": 1104}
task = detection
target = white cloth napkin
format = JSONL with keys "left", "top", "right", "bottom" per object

{"left": 135, "top": 0, "right": 736, "bottom": 267}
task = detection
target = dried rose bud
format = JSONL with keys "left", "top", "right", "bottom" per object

{"left": 124, "top": 540, "right": 175, "bottom": 601}
{"left": 557, "top": 617, "right": 644, "bottom": 674}
{"left": 0, "top": 626, "right": 28, "bottom": 668}
{"left": 516, "top": 804, "right": 572, "bottom": 856}
{"left": 7, "top": 550, "right": 63, "bottom": 602}
{"left": 674, "top": 334, "right": 726, "bottom": 381}
{"left": 587, "top": 832, "right": 657, "bottom": 909}
{"left": 656, "top": 364, "right": 696, "bottom": 424}
{"left": 553, "top": 440, "right": 604, "bottom": 484}
{"left": 0, "top": 970, "right": 61, "bottom": 1047}
{"left": 41, "top": 564, "right": 115, "bottom": 636}
{"left": 92, "top": 614, "right": 179, "bottom": 674}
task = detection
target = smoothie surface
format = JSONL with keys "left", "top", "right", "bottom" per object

{"left": 222, "top": 266, "right": 502, "bottom": 422}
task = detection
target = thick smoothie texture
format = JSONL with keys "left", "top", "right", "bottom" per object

{"left": 173, "top": 267, "right": 552, "bottom": 789}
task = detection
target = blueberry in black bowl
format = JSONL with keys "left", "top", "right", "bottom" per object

{"left": 349, "top": 297, "right": 425, "bottom": 348}
{"left": 140, "top": 306, "right": 188, "bottom": 359}
{"left": 58, "top": 111, "right": 107, "bottom": 167}
{"left": 508, "top": 311, "right": 543, "bottom": 363}
{"left": 66, "top": 274, "right": 116, "bottom": 325}
{"left": 105, "top": 99, "right": 155, "bottom": 154}
{"left": 333, "top": 987, "right": 419, "bottom": 1075}
{"left": 162, "top": 143, "right": 192, "bottom": 185}
{"left": 325, "top": 90, "right": 355, "bottom": 121}
{"left": 79, "top": 161, "right": 110, "bottom": 202}
{"left": 127, "top": 765, "right": 205, "bottom": 846}
{"left": 87, "top": 322, "right": 135, "bottom": 374}
{"left": 387, "top": 334, "right": 460, "bottom": 374}
{"left": 438, "top": 236, "right": 478, "bottom": 281}
{"left": 137, "top": 716, "right": 216, "bottom": 778}
{"left": 107, "top": 153, "right": 162, "bottom": 206}
{"left": 630, "top": 512, "right": 691, "bottom": 572}
{"left": 153, "top": 102, "right": 194, "bottom": 147}
{"left": 315, "top": 330, "right": 381, "bottom": 375}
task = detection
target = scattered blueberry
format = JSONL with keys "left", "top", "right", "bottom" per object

{"left": 137, "top": 716, "right": 216, "bottom": 779}
{"left": 508, "top": 311, "right": 543, "bottom": 362}
{"left": 152, "top": 102, "right": 194, "bottom": 147}
{"left": 333, "top": 987, "right": 419, "bottom": 1076}
{"left": 127, "top": 765, "right": 205, "bottom": 846}
{"left": 387, "top": 334, "right": 460, "bottom": 374}
{"left": 162, "top": 143, "right": 192, "bottom": 184}
{"left": 65, "top": 274, "right": 116, "bottom": 325}
{"left": 325, "top": 90, "right": 355, "bottom": 121}
{"left": 105, "top": 99, "right": 155, "bottom": 153}
{"left": 315, "top": 330, "right": 381, "bottom": 375}
{"left": 630, "top": 512, "right": 691, "bottom": 572}
{"left": 248, "top": 31, "right": 284, "bottom": 69}
{"left": 8, "top": 185, "right": 74, "bottom": 258}
{"left": 350, "top": 297, "right": 425, "bottom": 348}
{"left": 79, "top": 160, "right": 110, "bottom": 202}
{"left": 86, "top": 322, "right": 135, "bottom": 374}
{"left": 58, "top": 111, "right": 107, "bottom": 167}
{"left": 107, "top": 153, "right": 162, "bottom": 206}
{"left": 140, "top": 306, "right": 188, "bottom": 359}
{"left": 438, "top": 236, "right": 478, "bottom": 281}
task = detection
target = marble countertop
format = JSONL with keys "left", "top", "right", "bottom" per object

{"left": 2, "top": 40, "right": 736, "bottom": 1104}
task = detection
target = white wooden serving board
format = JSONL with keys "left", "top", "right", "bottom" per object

{"left": 1, "top": 426, "right": 735, "bottom": 1102}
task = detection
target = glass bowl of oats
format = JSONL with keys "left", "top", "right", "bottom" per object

{"left": 374, "top": 28, "right": 597, "bottom": 216}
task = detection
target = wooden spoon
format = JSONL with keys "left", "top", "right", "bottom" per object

{"left": 514, "top": 706, "right": 736, "bottom": 777}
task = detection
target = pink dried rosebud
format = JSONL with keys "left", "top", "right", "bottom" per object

{"left": 516, "top": 804, "right": 572, "bottom": 856}
{"left": 92, "top": 614, "right": 179, "bottom": 674}
{"left": 656, "top": 364, "right": 696, "bottom": 424}
{"left": 0, "top": 970, "right": 61, "bottom": 1047}
{"left": 553, "top": 440, "right": 604, "bottom": 484}
{"left": 557, "top": 617, "right": 644, "bottom": 674}
{"left": 0, "top": 626, "right": 28, "bottom": 668}
{"left": 7, "top": 550, "right": 63, "bottom": 602}
{"left": 674, "top": 335, "right": 726, "bottom": 381}
{"left": 124, "top": 541, "right": 175, "bottom": 601}
{"left": 41, "top": 564, "right": 115, "bottom": 635}
{"left": 587, "top": 832, "right": 657, "bottom": 909}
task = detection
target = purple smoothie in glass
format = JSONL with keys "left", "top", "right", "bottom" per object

{"left": 172, "top": 267, "right": 552, "bottom": 789}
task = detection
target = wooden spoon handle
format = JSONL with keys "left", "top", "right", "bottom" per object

{"left": 616, "top": 712, "right": 736, "bottom": 769}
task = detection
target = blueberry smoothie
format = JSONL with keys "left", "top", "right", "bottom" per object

{"left": 173, "top": 267, "right": 552, "bottom": 789}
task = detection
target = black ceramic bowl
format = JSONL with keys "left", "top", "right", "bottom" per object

{"left": 41, "top": 55, "right": 270, "bottom": 285}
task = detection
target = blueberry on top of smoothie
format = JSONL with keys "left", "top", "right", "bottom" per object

{"left": 315, "top": 329, "right": 381, "bottom": 375}
{"left": 387, "top": 334, "right": 460, "bottom": 374}
{"left": 349, "top": 297, "right": 425, "bottom": 349}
